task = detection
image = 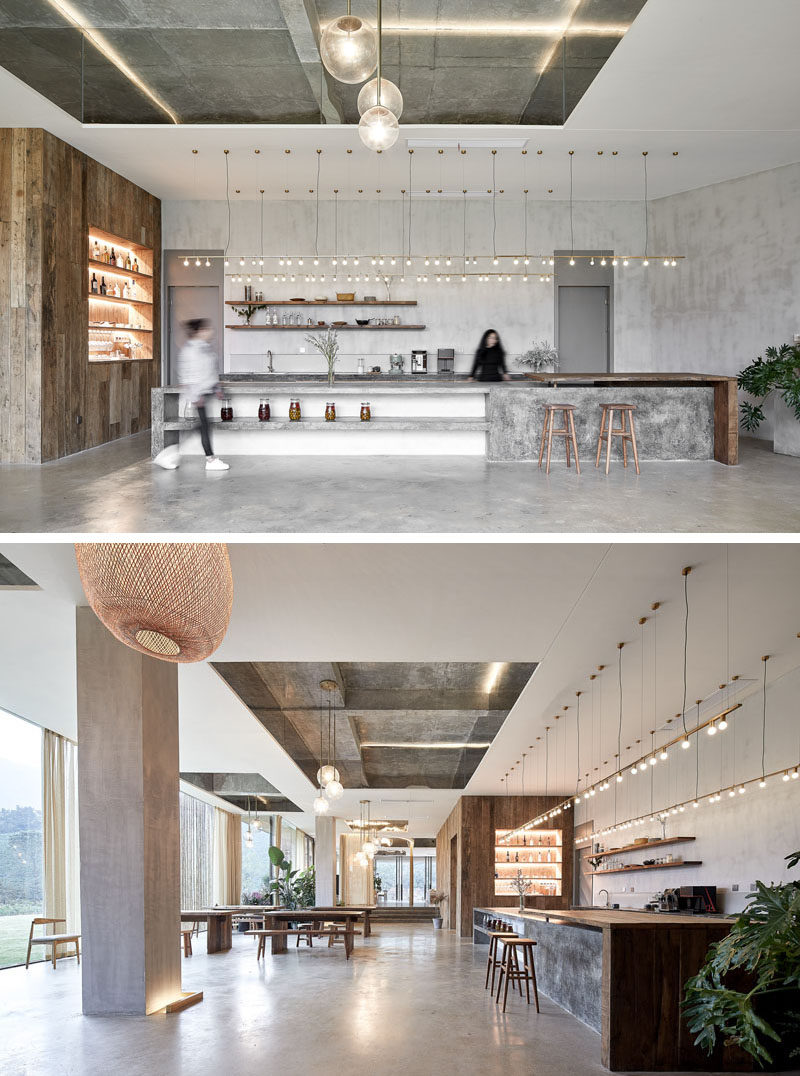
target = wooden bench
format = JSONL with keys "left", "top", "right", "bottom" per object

{"left": 246, "top": 927, "right": 363, "bottom": 960}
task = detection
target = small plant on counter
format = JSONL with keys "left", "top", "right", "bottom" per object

{"left": 738, "top": 343, "right": 800, "bottom": 432}
{"left": 305, "top": 327, "right": 340, "bottom": 386}
{"left": 511, "top": 868, "right": 532, "bottom": 912}
{"left": 518, "top": 340, "right": 559, "bottom": 373}
{"left": 230, "top": 304, "right": 257, "bottom": 326}
{"left": 682, "top": 848, "right": 800, "bottom": 1068}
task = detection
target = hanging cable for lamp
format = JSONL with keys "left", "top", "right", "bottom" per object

{"left": 575, "top": 692, "right": 582, "bottom": 798}
{"left": 681, "top": 568, "right": 691, "bottom": 745}
{"left": 569, "top": 150, "right": 575, "bottom": 263}
{"left": 223, "top": 150, "right": 231, "bottom": 266}
{"left": 760, "top": 656, "right": 769, "bottom": 785}
{"left": 407, "top": 150, "right": 414, "bottom": 262}
{"left": 491, "top": 150, "right": 498, "bottom": 264}
{"left": 314, "top": 149, "right": 321, "bottom": 262}
{"left": 642, "top": 152, "right": 649, "bottom": 265}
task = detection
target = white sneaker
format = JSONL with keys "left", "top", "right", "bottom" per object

{"left": 153, "top": 445, "right": 180, "bottom": 469}
{"left": 205, "top": 457, "right": 230, "bottom": 471}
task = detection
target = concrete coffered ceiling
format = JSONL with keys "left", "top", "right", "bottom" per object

{"left": 0, "top": 0, "right": 646, "bottom": 125}
{"left": 211, "top": 660, "right": 536, "bottom": 789}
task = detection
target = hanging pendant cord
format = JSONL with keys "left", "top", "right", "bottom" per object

{"left": 681, "top": 571, "right": 690, "bottom": 738}
{"left": 376, "top": 0, "right": 382, "bottom": 106}
{"left": 569, "top": 151, "right": 575, "bottom": 257}
{"left": 491, "top": 151, "right": 497, "bottom": 260}
{"left": 643, "top": 152, "right": 649, "bottom": 260}
{"left": 761, "top": 657, "right": 768, "bottom": 781}
{"left": 224, "top": 151, "right": 231, "bottom": 260}
{"left": 314, "top": 150, "right": 321, "bottom": 259}
{"left": 408, "top": 151, "right": 414, "bottom": 259}
{"left": 575, "top": 693, "right": 581, "bottom": 796}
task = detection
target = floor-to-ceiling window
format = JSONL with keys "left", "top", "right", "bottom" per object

{"left": 0, "top": 710, "right": 43, "bottom": 968}
{"left": 413, "top": 855, "right": 436, "bottom": 905}
{"left": 241, "top": 816, "right": 275, "bottom": 900}
{"left": 179, "top": 791, "right": 214, "bottom": 911}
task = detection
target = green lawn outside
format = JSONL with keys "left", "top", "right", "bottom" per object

{"left": 0, "top": 913, "right": 43, "bottom": 968}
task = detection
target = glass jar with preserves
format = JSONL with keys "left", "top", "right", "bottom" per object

{"left": 258, "top": 398, "right": 270, "bottom": 422}
{"left": 325, "top": 401, "right": 336, "bottom": 422}
{"left": 289, "top": 399, "right": 301, "bottom": 421}
{"left": 220, "top": 399, "right": 233, "bottom": 422}
{"left": 360, "top": 402, "right": 371, "bottom": 422}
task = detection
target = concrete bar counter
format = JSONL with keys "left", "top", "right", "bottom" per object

{"left": 152, "top": 373, "right": 737, "bottom": 464}
{"left": 473, "top": 906, "right": 747, "bottom": 1072}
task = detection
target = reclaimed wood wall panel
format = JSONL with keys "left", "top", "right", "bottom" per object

{"left": 436, "top": 794, "right": 574, "bottom": 937}
{"left": 0, "top": 129, "right": 44, "bottom": 463}
{"left": 0, "top": 128, "right": 161, "bottom": 463}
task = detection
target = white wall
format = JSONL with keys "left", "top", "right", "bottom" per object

{"left": 648, "top": 161, "right": 800, "bottom": 439}
{"left": 162, "top": 196, "right": 650, "bottom": 375}
{"left": 579, "top": 665, "right": 800, "bottom": 915}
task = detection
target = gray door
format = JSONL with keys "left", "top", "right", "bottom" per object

{"left": 168, "top": 285, "right": 221, "bottom": 385}
{"left": 557, "top": 286, "right": 609, "bottom": 373}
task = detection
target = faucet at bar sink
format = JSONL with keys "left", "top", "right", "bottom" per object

{"left": 597, "top": 889, "right": 611, "bottom": 909}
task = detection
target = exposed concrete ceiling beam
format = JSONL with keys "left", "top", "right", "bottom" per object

{"left": 276, "top": 0, "right": 343, "bottom": 123}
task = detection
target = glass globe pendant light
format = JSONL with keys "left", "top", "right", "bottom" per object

{"left": 313, "top": 790, "right": 330, "bottom": 815}
{"left": 358, "top": 0, "right": 399, "bottom": 151}
{"left": 357, "top": 77, "right": 403, "bottom": 119}
{"left": 362, "top": 839, "right": 376, "bottom": 856}
{"left": 320, "top": 3, "right": 378, "bottom": 84}
{"left": 317, "top": 763, "right": 340, "bottom": 786}
{"left": 325, "top": 777, "right": 344, "bottom": 800}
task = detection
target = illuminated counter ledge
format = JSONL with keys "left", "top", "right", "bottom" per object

{"left": 151, "top": 374, "right": 735, "bottom": 462}
{"left": 473, "top": 907, "right": 739, "bottom": 1072}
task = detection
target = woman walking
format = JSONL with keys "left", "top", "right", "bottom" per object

{"left": 468, "top": 329, "right": 510, "bottom": 382}
{"left": 153, "top": 318, "right": 229, "bottom": 471}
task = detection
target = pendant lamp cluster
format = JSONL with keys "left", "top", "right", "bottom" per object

{"left": 321, "top": 0, "right": 401, "bottom": 151}
{"left": 353, "top": 800, "right": 375, "bottom": 867}
{"left": 313, "top": 679, "right": 344, "bottom": 815}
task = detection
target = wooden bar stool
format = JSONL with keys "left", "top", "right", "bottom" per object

{"left": 180, "top": 928, "right": 194, "bottom": 956}
{"left": 495, "top": 938, "right": 540, "bottom": 1014}
{"left": 539, "top": 404, "right": 580, "bottom": 475}
{"left": 484, "top": 928, "right": 517, "bottom": 994}
{"left": 595, "top": 403, "right": 640, "bottom": 475}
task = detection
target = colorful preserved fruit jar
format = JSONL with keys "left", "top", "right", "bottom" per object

{"left": 360, "top": 402, "right": 371, "bottom": 422}
{"left": 289, "top": 399, "right": 301, "bottom": 421}
{"left": 325, "top": 401, "right": 336, "bottom": 422}
{"left": 220, "top": 399, "right": 233, "bottom": 421}
{"left": 258, "top": 398, "right": 270, "bottom": 421}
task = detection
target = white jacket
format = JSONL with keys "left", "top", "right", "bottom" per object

{"left": 178, "top": 338, "right": 219, "bottom": 402}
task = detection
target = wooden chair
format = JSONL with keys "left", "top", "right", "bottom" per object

{"left": 495, "top": 937, "right": 540, "bottom": 1014}
{"left": 595, "top": 403, "right": 640, "bottom": 474}
{"left": 539, "top": 403, "right": 581, "bottom": 475}
{"left": 294, "top": 921, "right": 314, "bottom": 948}
{"left": 180, "top": 928, "right": 194, "bottom": 956}
{"left": 25, "top": 918, "right": 81, "bottom": 969}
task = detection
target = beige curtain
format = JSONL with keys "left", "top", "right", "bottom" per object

{"left": 339, "top": 834, "right": 374, "bottom": 905}
{"left": 42, "top": 729, "right": 80, "bottom": 946}
{"left": 212, "top": 807, "right": 242, "bottom": 905}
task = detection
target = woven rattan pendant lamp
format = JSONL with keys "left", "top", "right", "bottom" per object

{"left": 74, "top": 542, "right": 234, "bottom": 663}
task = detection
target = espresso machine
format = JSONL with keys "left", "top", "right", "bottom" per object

{"left": 389, "top": 354, "right": 404, "bottom": 375}
{"left": 437, "top": 348, "right": 455, "bottom": 376}
{"left": 411, "top": 349, "right": 427, "bottom": 373}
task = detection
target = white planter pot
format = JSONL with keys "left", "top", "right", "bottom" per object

{"left": 773, "top": 397, "right": 800, "bottom": 457}
{"left": 432, "top": 917, "right": 443, "bottom": 929}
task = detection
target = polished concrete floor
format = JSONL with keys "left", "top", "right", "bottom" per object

{"left": 1, "top": 435, "right": 799, "bottom": 533}
{"left": 0, "top": 924, "right": 744, "bottom": 1076}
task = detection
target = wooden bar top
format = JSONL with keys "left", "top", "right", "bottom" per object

{"left": 524, "top": 372, "right": 736, "bottom": 384}
{"left": 477, "top": 906, "right": 733, "bottom": 930}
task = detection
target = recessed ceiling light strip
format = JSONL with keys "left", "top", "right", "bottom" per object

{"left": 45, "top": 0, "right": 179, "bottom": 123}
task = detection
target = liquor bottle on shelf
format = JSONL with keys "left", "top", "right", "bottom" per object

{"left": 128, "top": 280, "right": 137, "bottom": 300}
{"left": 505, "top": 850, "right": 510, "bottom": 862}
{"left": 92, "top": 240, "right": 100, "bottom": 261}
{"left": 110, "top": 247, "right": 116, "bottom": 265}
{"left": 90, "top": 273, "right": 98, "bottom": 294}
{"left": 101, "top": 244, "right": 109, "bottom": 263}
{"left": 100, "top": 276, "right": 107, "bottom": 296}
{"left": 122, "top": 281, "right": 129, "bottom": 300}
{"left": 132, "top": 256, "right": 140, "bottom": 274}
{"left": 116, "top": 250, "right": 124, "bottom": 268}
{"left": 514, "top": 850, "right": 519, "bottom": 863}
{"left": 125, "top": 252, "right": 132, "bottom": 271}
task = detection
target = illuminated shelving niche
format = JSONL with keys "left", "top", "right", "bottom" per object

{"left": 494, "top": 827, "right": 562, "bottom": 898}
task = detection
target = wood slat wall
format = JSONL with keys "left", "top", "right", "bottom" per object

{"left": 436, "top": 795, "right": 574, "bottom": 937}
{"left": 0, "top": 128, "right": 161, "bottom": 463}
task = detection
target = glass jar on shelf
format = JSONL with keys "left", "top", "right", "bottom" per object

{"left": 220, "top": 399, "right": 234, "bottom": 421}
{"left": 325, "top": 402, "right": 336, "bottom": 422}
{"left": 258, "top": 398, "right": 271, "bottom": 422}
{"left": 360, "top": 402, "right": 371, "bottom": 422}
{"left": 289, "top": 399, "right": 301, "bottom": 421}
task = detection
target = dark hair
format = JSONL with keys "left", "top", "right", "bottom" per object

{"left": 478, "top": 328, "right": 504, "bottom": 354}
{"left": 184, "top": 318, "right": 210, "bottom": 337}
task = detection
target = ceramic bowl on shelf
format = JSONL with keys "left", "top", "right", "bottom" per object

{"left": 289, "top": 297, "right": 305, "bottom": 302}
{"left": 331, "top": 320, "right": 348, "bottom": 327}
{"left": 356, "top": 318, "right": 370, "bottom": 326}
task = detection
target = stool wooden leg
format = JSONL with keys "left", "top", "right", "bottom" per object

{"left": 628, "top": 412, "right": 641, "bottom": 474}
{"left": 546, "top": 410, "right": 555, "bottom": 474}
{"left": 484, "top": 936, "right": 495, "bottom": 989}
{"left": 528, "top": 947, "right": 540, "bottom": 1013}
{"left": 596, "top": 408, "right": 607, "bottom": 467}
{"left": 621, "top": 409, "right": 629, "bottom": 467}
{"left": 605, "top": 407, "right": 614, "bottom": 475}
{"left": 495, "top": 944, "right": 507, "bottom": 1003}
{"left": 521, "top": 948, "right": 531, "bottom": 1005}
{"left": 562, "top": 411, "right": 571, "bottom": 468}
{"left": 513, "top": 946, "right": 524, "bottom": 997}
{"left": 568, "top": 410, "right": 580, "bottom": 475}
{"left": 75, "top": 938, "right": 80, "bottom": 965}
{"left": 501, "top": 948, "right": 514, "bottom": 1013}
{"left": 538, "top": 411, "right": 549, "bottom": 469}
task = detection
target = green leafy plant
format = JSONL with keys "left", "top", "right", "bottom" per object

{"left": 305, "top": 327, "right": 339, "bottom": 386}
{"left": 230, "top": 304, "right": 257, "bottom": 325}
{"left": 738, "top": 343, "right": 800, "bottom": 432}
{"left": 265, "top": 846, "right": 315, "bottom": 910}
{"left": 683, "top": 849, "right": 800, "bottom": 1067}
{"left": 518, "top": 339, "right": 559, "bottom": 373}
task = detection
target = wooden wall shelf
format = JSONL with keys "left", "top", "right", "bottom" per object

{"left": 89, "top": 259, "right": 153, "bottom": 282}
{"left": 226, "top": 323, "right": 425, "bottom": 331}
{"left": 88, "top": 226, "right": 153, "bottom": 363}
{"left": 589, "top": 836, "right": 696, "bottom": 860}
{"left": 88, "top": 293, "right": 152, "bottom": 309}
{"left": 224, "top": 299, "right": 417, "bottom": 307}
{"left": 588, "top": 860, "right": 702, "bottom": 876}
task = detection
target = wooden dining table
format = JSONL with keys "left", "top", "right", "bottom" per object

{"left": 311, "top": 905, "right": 374, "bottom": 938}
{"left": 259, "top": 909, "right": 365, "bottom": 956}
{"left": 180, "top": 909, "right": 235, "bottom": 954}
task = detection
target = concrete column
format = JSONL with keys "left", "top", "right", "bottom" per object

{"left": 76, "top": 607, "right": 181, "bottom": 1015}
{"left": 314, "top": 815, "right": 337, "bottom": 905}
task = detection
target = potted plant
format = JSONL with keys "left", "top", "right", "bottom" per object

{"left": 266, "top": 845, "right": 316, "bottom": 912}
{"left": 305, "top": 327, "right": 340, "bottom": 387}
{"left": 738, "top": 343, "right": 800, "bottom": 434}
{"left": 429, "top": 888, "right": 447, "bottom": 929}
{"left": 230, "top": 304, "right": 257, "bottom": 326}
{"left": 373, "top": 874, "right": 384, "bottom": 903}
{"left": 683, "top": 849, "right": 800, "bottom": 1069}
{"left": 518, "top": 340, "right": 559, "bottom": 373}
